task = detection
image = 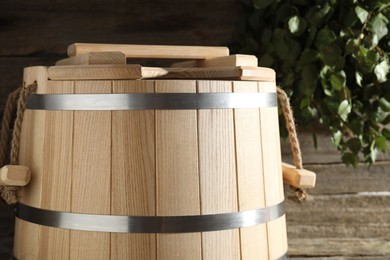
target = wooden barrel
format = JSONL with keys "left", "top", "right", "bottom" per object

{"left": 13, "top": 64, "right": 287, "bottom": 259}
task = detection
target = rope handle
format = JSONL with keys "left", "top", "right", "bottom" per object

{"left": 0, "top": 82, "right": 37, "bottom": 204}
{"left": 276, "top": 87, "right": 315, "bottom": 201}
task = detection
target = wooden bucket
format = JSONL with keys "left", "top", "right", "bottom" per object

{"left": 13, "top": 45, "right": 288, "bottom": 259}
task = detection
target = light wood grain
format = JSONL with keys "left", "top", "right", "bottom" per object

{"left": 197, "top": 80, "right": 240, "bottom": 260}
{"left": 282, "top": 162, "right": 316, "bottom": 188}
{"left": 48, "top": 64, "right": 142, "bottom": 80}
{"left": 67, "top": 43, "right": 229, "bottom": 59}
{"left": 14, "top": 66, "right": 48, "bottom": 260}
{"left": 232, "top": 81, "right": 268, "bottom": 259}
{"left": 37, "top": 80, "right": 74, "bottom": 259}
{"left": 111, "top": 80, "right": 156, "bottom": 260}
{"left": 56, "top": 52, "right": 126, "bottom": 66}
{"left": 297, "top": 162, "right": 390, "bottom": 195}
{"left": 288, "top": 238, "right": 390, "bottom": 256}
{"left": 48, "top": 65, "right": 276, "bottom": 81}
{"left": 70, "top": 80, "right": 111, "bottom": 259}
{"left": 142, "top": 66, "right": 275, "bottom": 81}
{"left": 0, "top": 165, "right": 30, "bottom": 186}
{"left": 155, "top": 80, "right": 201, "bottom": 260}
{"left": 258, "top": 81, "right": 288, "bottom": 259}
{"left": 170, "top": 54, "right": 258, "bottom": 68}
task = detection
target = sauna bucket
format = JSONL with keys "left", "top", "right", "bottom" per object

{"left": 4, "top": 44, "right": 314, "bottom": 260}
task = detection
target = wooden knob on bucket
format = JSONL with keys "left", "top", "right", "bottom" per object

{"left": 0, "top": 165, "right": 31, "bottom": 186}
{"left": 282, "top": 162, "right": 316, "bottom": 189}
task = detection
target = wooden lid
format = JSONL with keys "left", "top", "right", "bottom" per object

{"left": 50, "top": 43, "right": 275, "bottom": 82}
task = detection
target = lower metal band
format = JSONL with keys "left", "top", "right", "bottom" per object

{"left": 26, "top": 92, "right": 277, "bottom": 110}
{"left": 15, "top": 201, "right": 284, "bottom": 233}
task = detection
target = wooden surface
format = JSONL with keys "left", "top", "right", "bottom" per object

{"left": 282, "top": 163, "right": 316, "bottom": 189}
{"left": 258, "top": 82, "right": 287, "bottom": 259}
{"left": 37, "top": 80, "right": 73, "bottom": 259}
{"left": 0, "top": 165, "right": 31, "bottom": 186}
{"left": 14, "top": 66, "right": 48, "bottom": 260}
{"left": 70, "top": 80, "right": 111, "bottom": 259}
{"left": 56, "top": 52, "right": 126, "bottom": 66}
{"left": 144, "top": 66, "right": 275, "bottom": 81}
{"left": 155, "top": 80, "right": 201, "bottom": 259}
{"left": 11, "top": 77, "right": 289, "bottom": 259}
{"left": 0, "top": 0, "right": 239, "bottom": 57}
{"left": 170, "top": 55, "right": 258, "bottom": 68}
{"left": 68, "top": 43, "right": 229, "bottom": 59}
{"left": 283, "top": 132, "right": 390, "bottom": 259}
{"left": 197, "top": 80, "right": 240, "bottom": 259}
{"left": 47, "top": 65, "right": 275, "bottom": 81}
{"left": 233, "top": 81, "right": 268, "bottom": 259}
{"left": 111, "top": 80, "right": 156, "bottom": 259}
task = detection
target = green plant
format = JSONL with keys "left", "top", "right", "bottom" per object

{"left": 231, "top": 0, "right": 390, "bottom": 166}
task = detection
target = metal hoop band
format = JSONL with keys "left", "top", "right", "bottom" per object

{"left": 15, "top": 201, "right": 284, "bottom": 233}
{"left": 26, "top": 92, "right": 277, "bottom": 110}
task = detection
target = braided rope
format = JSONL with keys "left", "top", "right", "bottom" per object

{"left": 0, "top": 82, "right": 37, "bottom": 204}
{"left": 276, "top": 87, "right": 307, "bottom": 201}
{"left": 0, "top": 88, "right": 22, "bottom": 166}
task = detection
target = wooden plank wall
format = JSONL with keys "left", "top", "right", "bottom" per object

{"left": 0, "top": 0, "right": 240, "bottom": 115}
{"left": 283, "top": 132, "right": 390, "bottom": 259}
{"left": 0, "top": 0, "right": 239, "bottom": 258}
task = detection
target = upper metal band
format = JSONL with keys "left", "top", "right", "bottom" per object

{"left": 15, "top": 201, "right": 284, "bottom": 233}
{"left": 26, "top": 92, "right": 277, "bottom": 110}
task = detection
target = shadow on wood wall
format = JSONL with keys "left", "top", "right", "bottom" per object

{"left": 0, "top": 0, "right": 240, "bottom": 111}
{"left": 0, "top": 0, "right": 240, "bottom": 258}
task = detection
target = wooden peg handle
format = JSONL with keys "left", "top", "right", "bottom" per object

{"left": 0, "top": 165, "right": 31, "bottom": 186}
{"left": 67, "top": 43, "right": 229, "bottom": 60}
{"left": 282, "top": 162, "right": 316, "bottom": 189}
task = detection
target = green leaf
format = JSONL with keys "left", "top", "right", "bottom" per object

{"left": 254, "top": 0, "right": 274, "bottom": 9}
{"left": 343, "top": 9, "right": 358, "bottom": 27}
{"left": 259, "top": 53, "right": 274, "bottom": 67}
{"left": 277, "top": 4, "right": 298, "bottom": 23}
{"left": 342, "top": 152, "right": 359, "bottom": 167}
{"left": 355, "top": 6, "right": 369, "bottom": 24}
{"left": 321, "top": 44, "right": 342, "bottom": 66}
{"left": 301, "top": 65, "right": 320, "bottom": 95}
{"left": 345, "top": 39, "right": 359, "bottom": 55}
{"left": 273, "top": 29, "right": 301, "bottom": 62}
{"left": 355, "top": 72, "right": 363, "bottom": 86}
{"left": 298, "top": 49, "right": 319, "bottom": 66}
{"left": 338, "top": 100, "right": 352, "bottom": 121}
{"left": 374, "top": 60, "right": 390, "bottom": 83}
{"left": 315, "top": 29, "right": 336, "bottom": 50}
{"left": 330, "top": 71, "right": 346, "bottom": 91}
{"left": 375, "top": 135, "right": 388, "bottom": 152}
{"left": 288, "top": 15, "right": 308, "bottom": 35}
{"left": 332, "top": 130, "right": 342, "bottom": 147}
{"left": 369, "top": 13, "right": 389, "bottom": 42}
{"left": 347, "top": 138, "right": 361, "bottom": 153}
{"left": 383, "top": 128, "right": 390, "bottom": 139}
{"left": 283, "top": 72, "right": 295, "bottom": 86}
{"left": 357, "top": 46, "right": 380, "bottom": 73}
{"left": 378, "top": 97, "right": 390, "bottom": 112}
{"left": 261, "top": 28, "right": 273, "bottom": 45}
{"left": 239, "top": 35, "right": 259, "bottom": 54}
{"left": 305, "top": 4, "right": 331, "bottom": 28}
